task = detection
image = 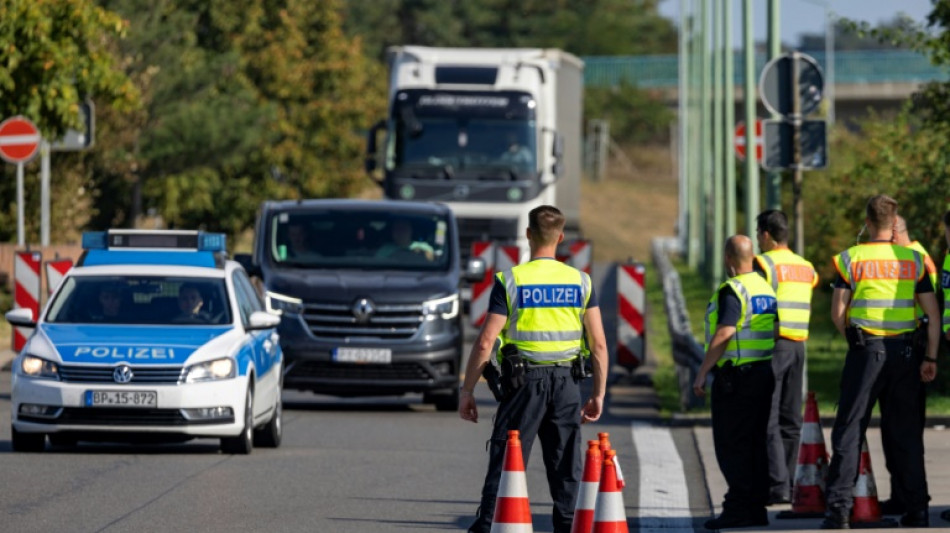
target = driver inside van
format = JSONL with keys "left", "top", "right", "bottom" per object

{"left": 376, "top": 219, "right": 434, "bottom": 261}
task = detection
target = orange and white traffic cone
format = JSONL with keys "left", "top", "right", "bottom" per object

{"left": 491, "top": 430, "right": 534, "bottom": 533}
{"left": 592, "top": 450, "right": 629, "bottom": 533}
{"left": 778, "top": 391, "right": 830, "bottom": 519}
{"left": 571, "top": 440, "right": 602, "bottom": 533}
{"left": 597, "top": 432, "right": 625, "bottom": 489}
{"left": 850, "top": 438, "right": 898, "bottom": 528}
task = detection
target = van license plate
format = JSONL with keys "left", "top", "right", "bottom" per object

{"left": 86, "top": 390, "right": 158, "bottom": 407}
{"left": 332, "top": 348, "right": 392, "bottom": 364}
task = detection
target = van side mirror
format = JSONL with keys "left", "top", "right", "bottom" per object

{"left": 464, "top": 257, "right": 487, "bottom": 283}
{"left": 234, "top": 253, "right": 261, "bottom": 278}
{"left": 365, "top": 119, "right": 386, "bottom": 184}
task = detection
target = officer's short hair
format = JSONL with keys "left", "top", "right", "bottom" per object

{"left": 528, "top": 205, "right": 565, "bottom": 246}
{"left": 756, "top": 210, "right": 789, "bottom": 243}
{"left": 866, "top": 194, "right": 898, "bottom": 230}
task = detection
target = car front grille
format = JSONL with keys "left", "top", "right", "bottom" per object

{"left": 59, "top": 365, "right": 183, "bottom": 384}
{"left": 302, "top": 302, "right": 423, "bottom": 340}
{"left": 23, "top": 408, "right": 230, "bottom": 426}
{"left": 287, "top": 361, "right": 432, "bottom": 381}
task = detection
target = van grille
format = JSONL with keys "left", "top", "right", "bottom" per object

{"left": 302, "top": 302, "right": 423, "bottom": 340}
{"left": 59, "top": 365, "right": 183, "bottom": 384}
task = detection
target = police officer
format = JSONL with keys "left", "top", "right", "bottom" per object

{"left": 754, "top": 210, "right": 818, "bottom": 505}
{"left": 821, "top": 195, "right": 939, "bottom": 530}
{"left": 694, "top": 235, "right": 777, "bottom": 530}
{"left": 459, "top": 205, "right": 608, "bottom": 533}
{"left": 880, "top": 216, "right": 936, "bottom": 516}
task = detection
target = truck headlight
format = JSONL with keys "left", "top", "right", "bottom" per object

{"left": 18, "top": 355, "right": 60, "bottom": 380}
{"left": 423, "top": 294, "right": 459, "bottom": 321}
{"left": 184, "top": 358, "right": 235, "bottom": 383}
{"left": 266, "top": 291, "right": 304, "bottom": 315}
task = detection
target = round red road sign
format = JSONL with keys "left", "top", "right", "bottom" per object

{"left": 0, "top": 116, "right": 41, "bottom": 164}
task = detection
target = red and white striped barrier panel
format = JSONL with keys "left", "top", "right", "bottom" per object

{"left": 495, "top": 245, "right": 520, "bottom": 274}
{"left": 45, "top": 258, "right": 73, "bottom": 297}
{"left": 13, "top": 251, "right": 42, "bottom": 352}
{"left": 470, "top": 242, "right": 496, "bottom": 328}
{"left": 616, "top": 262, "right": 646, "bottom": 370}
{"left": 567, "top": 239, "right": 592, "bottom": 275}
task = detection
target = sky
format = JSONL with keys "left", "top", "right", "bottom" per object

{"left": 658, "top": 0, "right": 935, "bottom": 48}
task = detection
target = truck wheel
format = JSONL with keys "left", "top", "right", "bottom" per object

{"left": 253, "top": 391, "right": 282, "bottom": 448}
{"left": 221, "top": 387, "right": 254, "bottom": 455}
{"left": 12, "top": 426, "right": 46, "bottom": 452}
{"left": 424, "top": 388, "right": 459, "bottom": 412}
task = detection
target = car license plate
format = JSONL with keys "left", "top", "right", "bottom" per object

{"left": 85, "top": 390, "right": 158, "bottom": 408}
{"left": 332, "top": 347, "right": 392, "bottom": 364}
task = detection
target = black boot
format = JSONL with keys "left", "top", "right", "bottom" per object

{"left": 900, "top": 509, "right": 929, "bottom": 528}
{"left": 467, "top": 507, "right": 491, "bottom": 533}
{"left": 820, "top": 508, "right": 850, "bottom": 530}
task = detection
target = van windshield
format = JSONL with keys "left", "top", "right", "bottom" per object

{"left": 269, "top": 210, "right": 451, "bottom": 271}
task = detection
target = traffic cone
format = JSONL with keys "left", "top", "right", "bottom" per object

{"left": 491, "top": 430, "right": 533, "bottom": 533}
{"left": 850, "top": 438, "right": 898, "bottom": 529}
{"left": 571, "top": 440, "right": 602, "bottom": 533}
{"left": 777, "top": 391, "right": 830, "bottom": 519}
{"left": 592, "top": 450, "right": 629, "bottom": 533}
{"left": 597, "top": 432, "right": 625, "bottom": 489}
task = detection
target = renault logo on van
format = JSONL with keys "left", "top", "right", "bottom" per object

{"left": 113, "top": 364, "right": 134, "bottom": 384}
{"left": 352, "top": 298, "right": 375, "bottom": 323}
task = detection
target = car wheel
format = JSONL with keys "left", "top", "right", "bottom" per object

{"left": 221, "top": 387, "right": 253, "bottom": 455}
{"left": 253, "top": 391, "right": 282, "bottom": 448}
{"left": 48, "top": 433, "right": 78, "bottom": 448}
{"left": 12, "top": 426, "right": 46, "bottom": 452}
{"left": 425, "top": 387, "right": 459, "bottom": 412}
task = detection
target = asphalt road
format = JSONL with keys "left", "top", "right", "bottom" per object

{"left": 0, "top": 262, "right": 711, "bottom": 533}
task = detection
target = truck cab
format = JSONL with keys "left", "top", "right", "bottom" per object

{"left": 238, "top": 199, "right": 470, "bottom": 411}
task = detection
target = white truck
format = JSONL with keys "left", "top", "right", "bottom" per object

{"left": 366, "top": 46, "right": 584, "bottom": 262}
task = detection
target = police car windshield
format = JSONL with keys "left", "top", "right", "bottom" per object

{"left": 269, "top": 210, "right": 451, "bottom": 271}
{"left": 47, "top": 276, "right": 232, "bottom": 326}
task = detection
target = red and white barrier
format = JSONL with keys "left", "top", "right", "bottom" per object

{"left": 13, "top": 251, "right": 42, "bottom": 352}
{"left": 470, "top": 242, "right": 496, "bottom": 328}
{"left": 616, "top": 262, "right": 646, "bottom": 370}
{"left": 495, "top": 245, "right": 519, "bottom": 273}
{"left": 45, "top": 258, "right": 73, "bottom": 297}
{"left": 567, "top": 239, "right": 592, "bottom": 275}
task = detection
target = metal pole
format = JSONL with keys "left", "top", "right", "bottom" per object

{"left": 712, "top": 0, "right": 724, "bottom": 282}
{"left": 16, "top": 161, "right": 24, "bottom": 246}
{"left": 41, "top": 139, "right": 50, "bottom": 246}
{"left": 765, "top": 0, "right": 782, "bottom": 212}
{"left": 827, "top": 8, "right": 835, "bottom": 125}
{"left": 792, "top": 51, "right": 804, "bottom": 257}
{"left": 700, "top": 0, "right": 711, "bottom": 276}
{"left": 724, "top": 0, "right": 736, "bottom": 236}
{"left": 678, "top": 0, "right": 690, "bottom": 254}
{"left": 688, "top": 2, "right": 701, "bottom": 268}
{"left": 743, "top": 0, "right": 759, "bottom": 239}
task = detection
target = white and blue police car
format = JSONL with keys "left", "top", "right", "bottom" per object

{"left": 6, "top": 230, "right": 283, "bottom": 454}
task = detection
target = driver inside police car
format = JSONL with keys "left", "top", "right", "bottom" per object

{"left": 93, "top": 284, "right": 124, "bottom": 321}
{"left": 176, "top": 283, "right": 209, "bottom": 320}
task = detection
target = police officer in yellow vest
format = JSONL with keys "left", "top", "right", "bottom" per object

{"left": 459, "top": 205, "right": 608, "bottom": 533}
{"left": 821, "top": 195, "right": 939, "bottom": 530}
{"left": 694, "top": 235, "right": 778, "bottom": 530}
{"left": 753, "top": 210, "right": 819, "bottom": 505}
{"left": 880, "top": 216, "right": 937, "bottom": 517}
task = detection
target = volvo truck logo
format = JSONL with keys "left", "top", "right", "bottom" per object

{"left": 113, "top": 364, "right": 134, "bottom": 384}
{"left": 352, "top": 298, "right": 376, "bottom": 323}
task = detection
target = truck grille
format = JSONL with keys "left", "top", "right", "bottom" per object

{"left": 457, "top": 217, "right": 519, "bottom": 261}
{"left": 302, "top": 302, "right": 423, "bottom": 340}
{"left": 288, "top": 361, "right": 432, "bottom": 381}
{"left": 59, "top": 365, "right": 183, "bottom": 384}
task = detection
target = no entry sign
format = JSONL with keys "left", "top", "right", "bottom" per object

{"left": 0, "top": 116, "right": 41, "bottom": 164}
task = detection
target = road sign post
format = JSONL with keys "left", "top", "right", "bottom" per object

{"left": 0, "top": 116, "right": 41, "bottom": 247}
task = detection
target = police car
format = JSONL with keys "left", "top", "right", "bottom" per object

{"left": 6, "top": 230, "right": 283, "bottom": 454}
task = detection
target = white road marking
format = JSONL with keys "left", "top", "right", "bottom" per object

{"left": 633, "top": 421, "right": 694, "bottom": 532}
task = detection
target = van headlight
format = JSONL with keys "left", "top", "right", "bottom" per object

{"left": 184, "top": 358, "right": 235, "bottom": 383}
{"left": 18, "top": 355, "right": 60, "bottom": 380}
{"left": 423, "top": 294, "right": 459, "bottom": 320}
{"left": 265, "top": 291, "right": 303, "bottom": 315}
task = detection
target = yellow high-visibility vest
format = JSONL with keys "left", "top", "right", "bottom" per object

{"left": 833, "top": 243, "right": 923, "bottom": 336}
{"left": 704, "top": 272, "right": 777, "bottom": 367}
{"left": 497, "top": 259, "right": 591, "bottom": 363}
{"left": 756, "top": 248, "right": 818, "bottom": 341}
{"left": 905, "top": 241, "right": 936, "bottom": 320}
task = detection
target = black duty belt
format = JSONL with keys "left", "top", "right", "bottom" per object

{"left": 524, "top": 358, "right": 577, "bottom": 368}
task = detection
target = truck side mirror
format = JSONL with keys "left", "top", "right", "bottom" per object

{"left": 464, "top": 257, "right": 487, "bottom": 283}
{"left": 365, "top": 119, "right": 386, "bottom": 184}
{"left": 234, "top": 253, "right": 261, "bottom": 278}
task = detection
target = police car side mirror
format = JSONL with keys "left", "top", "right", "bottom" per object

{"left": 247, "top": 310, "right": 280, "bottom": 331}
{"left": 5, "top": 308, "right": 35, "bottom": 328}
{"left": 234, "top": 253, "right": 261, "bottom": 278}
{"left": 464, "top": 257, "right": 487, "bottom": 283}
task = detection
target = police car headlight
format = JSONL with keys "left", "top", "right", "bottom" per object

{"left": 423, "top": 294, "right": 459, "bottom": 321}
{"left": 265, "top": 291, "right": 303, "bottom": 315}
{"left": 19, "top": 355, "right": 60, "bottom": 380}
{"left": 184, "top": 358, "right": 235, "bottom": 383}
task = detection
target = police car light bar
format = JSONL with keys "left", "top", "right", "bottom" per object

{"left": 81, "top": 230, "right": 227, "bottom": 252}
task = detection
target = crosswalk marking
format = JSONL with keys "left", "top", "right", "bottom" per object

{"left": 633, "top": 422, "right": 693, "bottom": 532}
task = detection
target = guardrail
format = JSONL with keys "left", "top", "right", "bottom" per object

{"left": 583, "top": 49, "right": 950, "bottom": 89}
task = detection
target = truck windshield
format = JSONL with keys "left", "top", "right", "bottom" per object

{"left": 393, "top": 118, "right": 537, "bottom": 177}
{"left": 269, "top": 210, "right": 451, "bottom": 271}
{"left": 46, "top": 276, "right": 232, "bottom": 325}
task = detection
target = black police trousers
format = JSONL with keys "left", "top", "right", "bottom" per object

{"left": 767, "top": 339, "right": 805, "bottom": 499}
{"left": 826, "top": 336, "right": 929, "bottom": 513}
{"left": 476, "top": 365, "right": 582, "bottom": 533}
{"left": 711, "top": 359, "right": 775, "bottom": 516}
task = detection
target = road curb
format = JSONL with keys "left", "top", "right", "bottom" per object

{"left": 0, "top": 348, "right": 13, "bottom": 371}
